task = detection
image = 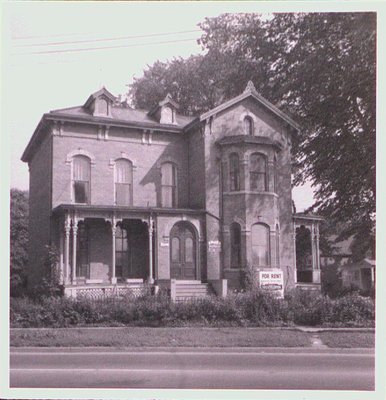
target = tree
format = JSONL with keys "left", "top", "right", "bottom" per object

{"left": 127, "top": 12, "right": 376, "bottom": 257}
{"left": 10, "top": 189, "right": 29, "bottom": 296}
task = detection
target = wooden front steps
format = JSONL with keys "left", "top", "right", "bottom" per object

{"left": 173, "top": 280, "right": 212, "bottom": 301}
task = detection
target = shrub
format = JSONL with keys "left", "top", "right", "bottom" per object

{"left": 325, "top": 292, "right": 375, "bottom": 326}
{"left": 285, "top": 289, "right": 332, "bottom": 326}
{"left": 9, "top": 288, "right": 375, "bottom": 328}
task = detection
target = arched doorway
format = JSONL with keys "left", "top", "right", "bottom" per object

{"left": 170, "top": 222, "right": 197, "bottom": 279}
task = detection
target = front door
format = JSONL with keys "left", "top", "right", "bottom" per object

{"left": 170, "top": 223, "right": 196, "bottom": 279}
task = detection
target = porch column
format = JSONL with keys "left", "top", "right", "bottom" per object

{"left": 311, "top": 223, "right": 316, "bottom": 271}
{"left": 315, "top": 223, "right": 320, "bottom": 270}
{"left": 71, "top": 218, "right": 78, "bottom": 284}
{"left": 64, "top": 215, "right": 71, "bottom": 284}
{"left": 59, "top": 223, "right": 64, "bottom": 285}
{"left": 148, "top": 217, "right": 154, "bottom": 283}
{"left": 293, "top": 222, "right": 298, "bottom": 283}
{"left": 111, "top": 219, "right": 117, "bottom": 284}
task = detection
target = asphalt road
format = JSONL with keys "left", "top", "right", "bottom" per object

{"left": 10, "top": 347, "right": 375, "bottom": 390}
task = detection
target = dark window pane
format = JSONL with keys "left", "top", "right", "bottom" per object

{"left": 74, "top": 181, "right": 88, "bottom": 203}
{"left": 229, "top": 153, "right": 240, "bottom": 191}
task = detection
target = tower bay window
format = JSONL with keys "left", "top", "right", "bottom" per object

{"left": 230, "top": 223, "right": 241, "bottom": 268}
{"left": 250, "top": 153, "right": 267, "bottom": 191}
{"left": 251, "top": 223, "right": 270, "bottom": 267}
{"left": 229, "top": 153, "right": 240, "bottom": 191}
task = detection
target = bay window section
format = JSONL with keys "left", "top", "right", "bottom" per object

{"left": 229, "top": 153, "right": 240, "bottom": 191}
{"left": 251, "top": 223, "right": 270, "bottom": 267}
{"left": 250, "top": 153, "right": 267, "bottom": 191}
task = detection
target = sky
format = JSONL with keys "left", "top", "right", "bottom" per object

{"left": 1, "top": 1, "right": 327, "bottom": 211}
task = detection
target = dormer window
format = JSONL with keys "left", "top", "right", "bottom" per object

{"left": 83, "top": 87, "right": 116, "bottom": 117}
{"left": 96, "top": 97, "right": 109, "bottom": 116}
{"left": 161, "top": 106, "right": 175, "bottom": 124}
{"left": 148, "top": 93, "right": 179, "bottom": 125}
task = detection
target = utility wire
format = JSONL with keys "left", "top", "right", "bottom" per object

{"left": 14, "top": 37, "right": 200, "bottom": 56}
{"left": 15, "top": 29, "right": 202, "bottom": 47}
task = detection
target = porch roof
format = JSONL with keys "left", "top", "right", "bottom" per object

{"left": 52, "top": 204, "right": 207, "bottom": 218}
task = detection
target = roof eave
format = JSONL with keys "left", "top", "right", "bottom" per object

{"left": 45, "top": 112, "right": 186, "bottom": 133}
{"left": 21, "top": 116, "right": 48, "bottom": 163}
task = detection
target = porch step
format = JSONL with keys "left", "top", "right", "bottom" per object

{"left": 174, "top": 281, "right": 212, "bottom": 301}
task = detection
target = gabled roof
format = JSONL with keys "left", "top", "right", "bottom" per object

{"left": 83, "top": 87, "right": 116, "bottom": 109}
{"left": 200, "top": 81, "right": 301, "bottom": 132}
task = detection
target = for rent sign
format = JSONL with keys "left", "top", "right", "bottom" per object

{"left": 259, "top": 270, "right": 284, "bottom": 298}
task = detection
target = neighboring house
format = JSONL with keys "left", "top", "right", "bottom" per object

{"left": 340, "top": 258, "right": 375, "bottom": 291}
{"left": 320, "top": 235, "right": 353, "bottom": 267}
{"left": 21, "top": 82, "right": 322, "bottom": 299}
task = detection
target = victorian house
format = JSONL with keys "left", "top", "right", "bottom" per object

{"left": 21, "top": 82, "right": 322, "bottom": 299}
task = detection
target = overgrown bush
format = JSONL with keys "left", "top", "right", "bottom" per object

{"left": 10, "top": 288, "right": 375, "bottom": 328}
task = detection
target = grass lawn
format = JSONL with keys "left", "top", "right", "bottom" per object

{"left": 11, "top": 327, "right": 311, "bottom": 348}
{"left": 318, "top": 331, "right": 375, "bottom": 348}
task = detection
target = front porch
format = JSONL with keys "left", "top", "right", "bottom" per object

{"left": 54, "top": 206, "right": 156, "bottom": 288}
{"left": 294, "top": 213, "right": 323, "bottom": 290}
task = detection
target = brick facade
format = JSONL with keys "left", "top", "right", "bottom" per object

{"left": 22, "top": 84, "right": 322, "bottom": 296}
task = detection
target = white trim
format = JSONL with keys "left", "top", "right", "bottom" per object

{"left": 65, "top": 149, "right": 96, "bottom": 165}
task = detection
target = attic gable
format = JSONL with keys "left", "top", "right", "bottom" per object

{"left": 200, "top": 81, "right": 300, "bottom": 133}
{"left": 84, "top": 87, "right": 116, "bottom": 117}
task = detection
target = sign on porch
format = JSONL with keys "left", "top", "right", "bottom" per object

{"left": 259, "top": 270, "right": 284, "bottom": 298}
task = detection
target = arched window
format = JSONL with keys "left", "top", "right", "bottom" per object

{"left": 244, "top": 116, "right": 254, "bottom": 136}
{"left": 230, "top": 223, "right": 241, "bottom": 269}
{"left": 115, "top": 159, "right": 133, "bottom": 206}
{"left": 250, "top": 153, "right": 267, "bottom": 191}
{"left": 229, "top": 153, "right": 240, "bottom": 191}
{"left": 161, "top": 162, "right": 178, "bottom": 207}
{"left": 73, "top": 155, "right": 91, "bottom": 204}
{"left": 251, "top": 223, "right": 270, "bottom": 267}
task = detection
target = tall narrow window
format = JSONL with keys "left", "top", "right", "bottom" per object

{"left": 229, "top": 153, "right": 240, "bottom": 191}
{"left": 161, "top": 162, "right": 178, "bottom": 207}
{"left": 244, "top": 116, "right": 254, "bottom": 135}
{"left": 276, "top": 224, "right": 280, "bottom": 268}
{"left": 73, "top": 155, "right": 91, "bottom": 204}
{"left": 115, "top": 225, "right": 129, "bottom": 279}
{"left": 115, "top": 159, "right": 133, "bottom": 206}
{"left": 251, "top": 223, "right": 270, "bottom": 267}
{"left": 273, "top": 154, "right": 278, "bottom": 193}
{"left": 250, "top": 153, "right": 267, "bottom": 191}
{"left": 230, "top": 223, "right": 241, "bottom": 268}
